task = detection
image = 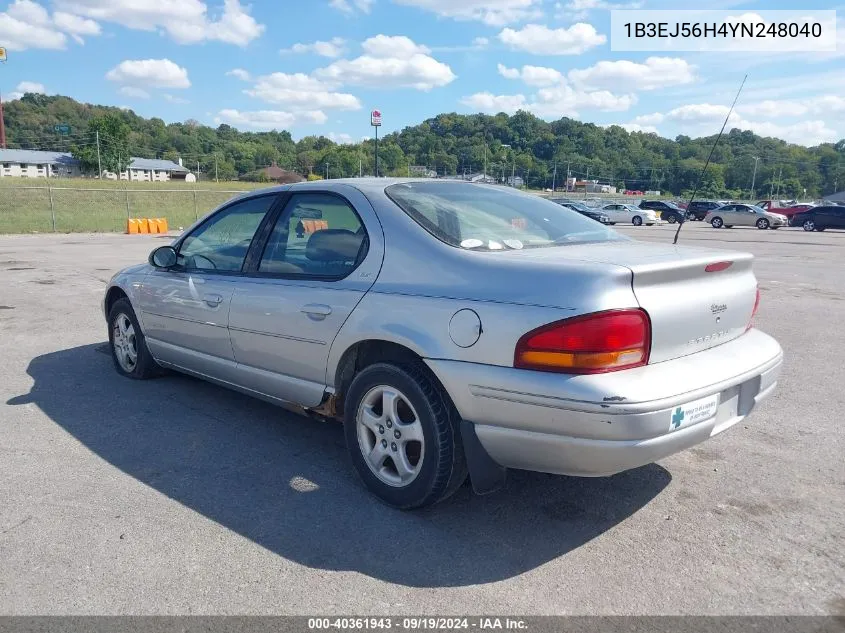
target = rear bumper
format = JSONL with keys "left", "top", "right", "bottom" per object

{"left": 426, "top": 328, "right": 782, "bottom": 477}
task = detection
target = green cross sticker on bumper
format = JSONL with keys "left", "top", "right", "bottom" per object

{"left": 671, "top": 406, "right": 685, "bottom": 429}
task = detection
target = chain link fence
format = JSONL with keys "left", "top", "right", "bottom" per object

{"left": 0, "top": 186, "right": 246, "bottom": 234}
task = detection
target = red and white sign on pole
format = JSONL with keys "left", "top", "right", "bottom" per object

{"left": 370, "top": 109, "right": 382, "bottom": 127}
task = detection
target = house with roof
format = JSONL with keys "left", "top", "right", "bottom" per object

{"left": 0, "top": 149, "right": 81, "bottom": 178}
{"left": 252, "top": 162, "right": 304, "bottom": 184}
{"left": 104, "top": 157, "right": 192, "bottom": 182}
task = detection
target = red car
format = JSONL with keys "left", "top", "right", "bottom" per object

{"left": 756, "top": 200, "right": 814, "bottom": 218}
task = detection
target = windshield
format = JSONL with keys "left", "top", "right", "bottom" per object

{"left": 385, "top": 182, "right": 628, "bottom": 251}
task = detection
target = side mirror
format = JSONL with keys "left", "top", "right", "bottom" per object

{"left": 149, "top": 245, "right": 177, "bottom": 269}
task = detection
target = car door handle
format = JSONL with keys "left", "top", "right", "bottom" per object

{"left": 203, "top": 293, "right": 223, "bottom": 307}
{"left": 301, "top": 303, "right": 332, "bottom": 319}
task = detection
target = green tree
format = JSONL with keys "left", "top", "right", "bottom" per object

{"left": 71, "top": 114, "right": 130, "bottom": 175}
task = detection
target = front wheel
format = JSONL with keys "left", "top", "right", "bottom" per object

{"left": 632, "top": 216, "right": 643, "bottom": 226}
{"left": 757, "top": 218, "right": 770, "bottom": 230}
{"left": 666, "top": 215, "right": 677, "bottom": 224}
{"left": 344, "top": 362, "right": 467, "bottom": 509}
{"left": 711, "top": 217, "right": 723, "bottom": 228}
{"left": 803, "top": 220, "right": 815, "bottom": 231}
{"left": 108, "top": 298, "right": 162, "bottom": 379}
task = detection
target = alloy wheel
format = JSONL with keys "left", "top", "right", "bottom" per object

{"left": 356, "top": 385, "right": 425, "bottom": 487}
{"left": 112, "top": 313, "right": 138, "bottom": 373}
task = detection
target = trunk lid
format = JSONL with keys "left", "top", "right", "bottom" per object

{"left": 501, "top": 240, "right": 757, "bottom": 363}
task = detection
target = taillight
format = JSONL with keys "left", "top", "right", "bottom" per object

{"left": 514, "top": 309, "right": 651, "bottom": 374}
{"left": 705, "top": 261, "right": 733, "bottom": 272}
{"left": 748, "top": 287, "right": 760, "bottom": 330}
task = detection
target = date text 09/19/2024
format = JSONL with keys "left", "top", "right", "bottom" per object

{"left": 307, "top": 618, "right": 529, "bottom": 630}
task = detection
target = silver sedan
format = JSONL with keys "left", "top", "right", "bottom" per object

{"left": 104, "top": 180, "right": 783, "bottom": 509}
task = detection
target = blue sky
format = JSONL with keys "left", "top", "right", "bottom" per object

{"left": 1, "top": 0, "right": 844, "bottom": 146}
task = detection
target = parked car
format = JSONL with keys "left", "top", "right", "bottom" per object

{"left": 705, "top": 204, "right": 788, "bottom": 229}
{"left": 104, "top": 179, "right": 782, "bottom": 509}
{"left": 601, "top": 203, "right": 659, "bottom": 225}
{"left": 790, "top": 205, "right": 845, "bottom": 231}
{"left": 685, "top": 200, "right": 723, "bottom": 221}
{"left": 756, "top": 200, "right": 815, "bottom": 219}
{"left": 638, "top": 200, "right": 685, "bottom": 223}
{"left": 552, "top": 200, "right": 612, "bottom": 224}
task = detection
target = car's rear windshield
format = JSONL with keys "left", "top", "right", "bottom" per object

{"left": 385, "top": 182, "right": 627, "bottom": 251}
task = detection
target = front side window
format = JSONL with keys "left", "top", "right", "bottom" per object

{"left": 178, "top": 195, "right": 277, "bottom": 272}
{"left": 386, "top": 182, "right": 626, "bottom": 251}
{"left": 259, "top": 193, "right": 367, "bottom": 278}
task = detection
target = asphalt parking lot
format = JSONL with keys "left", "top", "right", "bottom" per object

{"left": 0, "top": 222, "right": 843, "bottom": 615}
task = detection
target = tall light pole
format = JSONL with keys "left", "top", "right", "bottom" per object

{"left": 750, "top": 155, "right": 760, "bottom": 200}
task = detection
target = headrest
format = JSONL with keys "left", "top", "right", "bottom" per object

{"left": 306, "top": 229, "right": 365, "bottom": 262}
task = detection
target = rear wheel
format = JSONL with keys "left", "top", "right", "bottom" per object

{"left": 802, "top": 220, "right": 815, "bottom": 231}
{"left": 686, "top": 212, "right": 697, "bottom": 221}
{"left": 757, "top": 218, "right": 770, "bottom": 229}
{"left": 666, "top": 215, "right": 677, "bottom": 224}
{"left": 711, "top": 217, "right": 723, "bottom": 228}
{"left": 632, "top": 216, "right": 643, "bottom": 226}
{"left": 344, "top": 362, "right": 467, "bottom": 509}
{"left": 108, "top": 298, "right": 161, "bottom": 379}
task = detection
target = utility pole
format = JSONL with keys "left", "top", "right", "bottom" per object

{"left": 551, "top": 161, "right": 557, "bottom": 192}
{"left": 566, "top": 161, "right": 571, "bottom": 192}
{"left": 359, "top": 157, "right": 362, "bottom": 178}
{"left": 525, "top": 169, "right": 530, "bottom": 190}
{"left": 775, "top": 167, "right": 783, "bottom": 198}
{"left": 0, "top": 92, "right": 6, "bottom": 149}
{"left": 325, "top": 163, "right": 329, "bottom": 180}
{"left": 215, "top": 156, "right": 218, "bottom": 182}
{"left": 750, "top": 155, "right": 760, "bottom": 199}
{"left": 196, "top": 161, "right": 200, "bottom": 182}
{"left": 483, "top": 144, "right": 487, "bottom": 181}
{"left": 96, "top": 130, "right": 102, "bottom": 177}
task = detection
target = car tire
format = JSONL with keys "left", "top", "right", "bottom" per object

{"left": 344, "top": 362, "right": 468, "bottom": 510}
{"left": 666, "top": 215, "right": 677, "bottom": 224}
{"left": 108, "top": 297, "right": 162, "bottom": 379}
{"left": 632, "top": 216, "right": 643, "bottom": 226}
{"left": 686, "top": 212, "right": 697, "bottom": 221}
{"left": 756, "top": 218, "right": 770, "bottom": 229}
{"left": 803, "top": 220, "right": 815, "bottom": 231}
{"left": 711, "top": 217, "right": 723, "bottom": 228}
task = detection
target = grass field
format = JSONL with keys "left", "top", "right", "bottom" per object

{"left": 0, "top": 178, "right": 265, "bottom": 234}
{"left": 0, "top": 176, "right": 669, "bottom": 234}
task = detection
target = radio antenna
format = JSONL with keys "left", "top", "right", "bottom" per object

{"left": 673, "top": 74, "right": 747, "bottom": 245}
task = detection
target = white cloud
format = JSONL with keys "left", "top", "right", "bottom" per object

{"left": 498, "top": 23, "right": 606, "bottom": 55}
{"left": 329, "top": 0, "right": 373, "bottom": 14}
{"left": 226, "top": 68, "right": 251, "bottom": 81}
{"left": 393, "top": 0, "right": 542, "bottom": 26}
{"left": 462, "top": 85, "right": 634, "bottom": 118}
{"left": 460, "top": 92, "right": 528, "bottom": 113}
{"left": 739, "top": 97, "right": 845, "bottom": 120}
{"left": 497, "top": 63, "right": 564, "bottom": 87}
{"left": 163, "top": 93, "right": 190, "bottom": 104}
{"left": 614, "top": 123, "right": 659, "bottom": 134}
{"left": 215, "top": 109, "right": 328, "bottom": 130}
{"left": 569, "top": 57, "right": 695, "bottom": 92}
{"left": 531, "top": 85, "right": 635, "bottom": 116}
{"left": 315, "top": 35, "right": 455, "bottom": 90}
{"left": 431, "top": 36, "right": 490, "bottom": 53}
{"left": 8, "top": 80, "right": 46, "bottom": 100}
{"left": 118, "top": 86, "right": 150, "bottom": 99}
{"left": 328, "top": 132, "right": 356, "bottom": 144}
{"left": 54, "top": 0, "right": 264, "bottom": 46}
{"left": 555, "top": 0, "right": 642, "bottom": 21}
{"left": 106, "top": 59, "right": 191, "bottom": 89}
{"left": 473, "top": 36, "right": 489, "bottom": 47}
{"left": 361, "top": 34, "right": 430, "bottom": 57}
{"left": 631, "top": 102, "right": 841, "bottom": 146}
{"left": 282, "top": 37, "right": 346, "bottom": 58}
{"left": 0, "top": 0, "right": 92, "bottom": 50}
{"left": 245, "top": 72, "right": 362, "bottom": 110}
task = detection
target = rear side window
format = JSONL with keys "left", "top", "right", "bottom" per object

{"left": 386, "top": 182, "right": 627, "bottom": 251}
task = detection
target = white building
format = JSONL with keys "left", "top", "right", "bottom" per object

{"left": 103, "top": 157, "right": 191, "bottom": 182}
{"left": 0, "top": 149, "right": 81, "bottom": 178}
